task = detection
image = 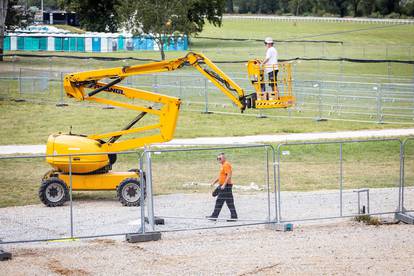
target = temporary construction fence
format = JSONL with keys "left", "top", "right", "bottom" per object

{"left": 0, "top": 138, "right": 413, "bottom": 245}
{"left": 402, "top": 138, "right": 414, "bottom": 215}
{"left": 140, "top": 145, "right": 277, "bottom": 233}
{"left": 1, "top": 65, "right": 413, "bottom": 124}
{"left": 275, "top": 139, "right": 405, "bottom": 222}
{"left": 0, "top": 150, "right": 144, "bottom": 243}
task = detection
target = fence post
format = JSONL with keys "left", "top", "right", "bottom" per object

{"left": 60, "top": 72, "right": 64, "bottom": 103}
{"left": 144, "top": 147, "right": 155, "bottom": 231}
{"left": 139, "top": 156, "right": 146, "bottom": 234}
{"left": 276, "top": 146, "right": 281, "bottom": 223}
{"left": 316, "top": 59, "right": 321, "bottom": 83}
{"left": 56, "top": 72, "right": 67, "bottom": 107}
{"left": 339, "top": 143, "right": 343, "bottom": 217}
{"left": 202, "top": 78, "right": 211, "bottom": 114}
{"left": 315, "top": 81, "right": 326, "bottom": 121}
{"left": 179, "top": 75, "right": 183, "bottom": 99}
{"left": 375, "top": 84, "right": 383, "bottom": 124}
{"left": 399, "top": 141, "right": 405, "bottom": 213}
{"left": 265, "top": 147, "right": 271, "bottom": 222}
{"left": 18, "top": 67, "right": 22, "bottom": 95}
{"left": 69, "top": 155, "right": 74, "bottom": 239}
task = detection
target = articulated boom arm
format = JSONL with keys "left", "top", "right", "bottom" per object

{"left": 63, "top": 52, "right": 249, "bottom": 152}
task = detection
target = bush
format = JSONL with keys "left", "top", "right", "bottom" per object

{"left": 369, "top": 12, "right": 383, "bottom": 18}
{"left": 355, "top": 215, "right": 381, "bottom": 225}
{"left": 385, "top": 12, "right": 402, "bottom": 19}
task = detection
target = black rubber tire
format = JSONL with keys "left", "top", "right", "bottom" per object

{"left": 117, "top": 178, "right": 144, "bottom": 207}
{"left": 39, "top": 177, "right": 69, "bottom": 207}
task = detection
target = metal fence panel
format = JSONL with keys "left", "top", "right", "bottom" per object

{"left": 142, "top": 145, "right": 276, "bottom": 232}
{"left": 70, "top": 152, "right": 144, "bottom": 238}
{"left": 341, "top": 140, "right": 401, "bottom": 216}
{"left": 276, "top": 139, "right": 403, "bottom": 222}
{"left": 0, "top": 151, "right": 145, "bottom": 244}
{"left": 0, "top": 155, "right": 72, "bottom": 242}
{"left": 2, "top": 56, "right": 414, "bottom": 124}
{"left": 403, "top": 138, "right": 414, "bottom": 214}
{"left": 0, "top": 139, "right": 412, "bottom": 245}
{"left": 19, "top": 68, "right": 50, "bottom": 95}
{"left": 277, "top": 143, "right": 342, "bottom": 221}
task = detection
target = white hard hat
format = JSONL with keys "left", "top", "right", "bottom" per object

{"left": 264, "top": 37, "right": 273, "bottom": 44}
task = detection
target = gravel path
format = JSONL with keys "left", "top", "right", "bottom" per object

{"left": 1, "top": 187, "right": 412, "bottom": 242}
{"left": 2, "top": 223, "right": 413, "bottom": 275}
{"left": 1, "top": 128, "right": 413, "bottom": 154}
{"left": 1, "top": 189, "right": 413, "bottom": 275}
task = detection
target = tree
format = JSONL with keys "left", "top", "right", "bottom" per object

{"left": 376, "top": 0, "right": 400, "bottom": 15}
{"left": 360, "top": 0, "right": 376, "bottom": 16}
{"left": 0, "top": 0, "right": 7, "bottom": 61}
{"left": 401, "top": 0, "right": 414, "bottom": 16}
{"left": 226, "top": 0, "right": 234, "bottom": 13}
{"left": 351, "top": 0, "right": 362, "bottom": 16}
{"left": 187, "top": 0, "right": 225, "bottom": 32}
{"left": 1, "top": 0, "right": 35, "bottom": 61}
{"left": 330, "top": 0, "right": 350, "bottom": 17}
{"left": 117, "top": 0, "right": 225, "bottom": 60}
{"left": 62, "top": 0, "right": 119, "bottom": 32}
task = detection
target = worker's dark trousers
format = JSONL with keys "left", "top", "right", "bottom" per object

{"left": 211, "top": 185, "right": 238, "bottom": 218}
{"left": 260, "top": 70, "right": 279, "bottom": 92}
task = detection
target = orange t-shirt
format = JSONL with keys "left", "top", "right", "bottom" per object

{"left": 219, "top": 161, "right": 232, "bottom": 185}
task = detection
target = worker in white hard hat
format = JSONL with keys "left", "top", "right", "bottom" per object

{"left": 262, "top": 37, "right": 279, "bottom": 99}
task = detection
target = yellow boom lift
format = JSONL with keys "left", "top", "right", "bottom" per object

{"left": 40, "top": 52, "right": 294, "bottom": 207}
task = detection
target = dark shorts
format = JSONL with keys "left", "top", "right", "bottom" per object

{"left": 261, "top": 70, "right": 279, "bottom": 92}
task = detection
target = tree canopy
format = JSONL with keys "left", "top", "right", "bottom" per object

{"left": 1, "top": 0, "right": 35, "bottom": 61}
{"left": 230, "top": 0, "right": 414, "bottom": 17}
{"left": 61, "top": 0, "right": 120, "bottom": 32}
{"left": 116, "top": 0, "right": 225, "bottom": 60}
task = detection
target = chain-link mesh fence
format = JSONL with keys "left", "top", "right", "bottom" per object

{"left": 0, "top": 151, "right": 145, "bottom": 243}
{"left": 1, "top": 139, "right": 413, "bottom": 244}
{"left": 142, "top": 145, "right": 276, "bottom": 231}
{"left": 276, "top": 139, "right": 403, "bottom": 222}
{"left": 1, "top": 54, "right": 413, "bottom": 124}
{"left": 403, "top": 138, "right": 414, "bottom": 214}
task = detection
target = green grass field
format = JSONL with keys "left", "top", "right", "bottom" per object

{"left": 0, "top": 18, "right": 413, "bottom": 207}
{"left": 0, "top": 99, "right": 408, "bottom": 145}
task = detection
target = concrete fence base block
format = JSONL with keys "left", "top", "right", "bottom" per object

{"left": 0, "top": 250, "right": 12, "bottom": 261}
{"left": 144, "top": 216, "right": 165, "bottom": 225}
{"left": 265, "top": 223, "right": 294, "bottom": 232}
{"left": 395, "top": 213, "right": 414, "bottom": 224}
{"left": 126, "top": 232, "right": 162, "bottom": 243}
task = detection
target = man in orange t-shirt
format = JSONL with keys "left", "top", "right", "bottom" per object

{"left": 207, "top": 153, "right": 238, "bottom": 221}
